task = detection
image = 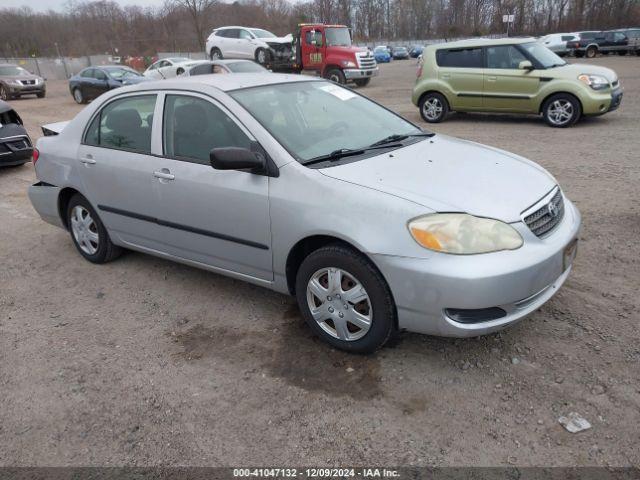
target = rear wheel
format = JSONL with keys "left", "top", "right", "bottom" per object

{"left": 354, "top": 78, "right": 370, "bottom": 87}
{"left": 295, "top": 244, "right": 396, "bottom": 353}
{"left": 67, "top": 194, "right": 122, "bottom": 264}
{"left": 586, "top": 46, "right": 598, "bottom": 58}
{"left": 542, "top": 93, "right": 581, "bottom": 128}
{"left": 73, "top": 87, "right": 86, "bottom": 104}
{"left": 210, "top": 47, "right": 223, "bottom": 60}
{"left": 419, "top": 92, "right": 449, "bottom": 123}
{"left": 325, "top": 68, "right": 346, "bottom": 85}
{"left": 176, "top": 67, "right": 185, "bottom": 75}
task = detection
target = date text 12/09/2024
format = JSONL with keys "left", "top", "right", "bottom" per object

{"left": 233, "top": 468, "right": 400, "bottom": 478}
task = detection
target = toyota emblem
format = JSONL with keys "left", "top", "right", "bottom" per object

{"left": 547, "top": 202, "right": 559, "bottom": 218}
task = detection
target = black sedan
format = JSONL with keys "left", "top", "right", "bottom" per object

{"left": 69, "top": 66, "right": 150, "bottom": 104}
{"left": 0, "top": 100, "right": 33, "bottom": 167}
{"left": 392, "top": 46, "right": 410, "bottom": 60}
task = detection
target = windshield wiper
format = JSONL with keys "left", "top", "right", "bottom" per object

{"left": 302, "top": 143, "right": 405, "bottom": 166}
{"left": 368, "top": 132, "right": 434, "bottom": 147}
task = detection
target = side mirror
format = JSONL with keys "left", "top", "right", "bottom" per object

{"left": 519, "top": 60, "right": 534, "bottom": 71}
{"left": 210, "top": 147, "right": 265, "bottom": 172}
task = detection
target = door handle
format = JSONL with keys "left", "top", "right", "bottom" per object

{"left": 487, "top": 76, "right": 497, "bottom": 82}
{"left": 442, "top": 73, "right": 450, "bottom": 78}
{"left": 153, "top": 170, "right": 175, "bottom": 180}
{"left": 80, "top": 154, "right": 96, "bottom": 165}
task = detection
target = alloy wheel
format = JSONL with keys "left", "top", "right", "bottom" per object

{"left": 70, "top": 205, "right": 99, "bottom": 255}
{"left": 547, "top": 99, "right": 574, "bottom": 126}
{"left": 0, "top": 86, "right": 7, "bottom": 101}
{"left": 306, "top": 267, "right": 372, "bottom": 341}
{"left": 73, "top": 88, "right": 83, "bottom": 103}
{"left": 422, "top": 97, "right": 443, "bottom": 121}
{"left": 257, "top": 49, "right": 266, "bottom": 64}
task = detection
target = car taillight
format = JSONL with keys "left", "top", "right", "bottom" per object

{"left": 32, "top": 148, "right": 39, "bottom": 164}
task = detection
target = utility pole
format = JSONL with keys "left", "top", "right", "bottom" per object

{"left": 54, "top": 42, "right": 69, "bottom": 79}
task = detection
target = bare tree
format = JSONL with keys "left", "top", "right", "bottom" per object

{"left": 167, "top": 0, "right": 216, "bottom": 50}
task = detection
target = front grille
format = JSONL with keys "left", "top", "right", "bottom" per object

{"left": 356, "top": 52, "right": 376, "bottom": 69}
{"left": 19, "top": 79, "right": 36, "bottom": 86}
{"left": 523, "top": 188, "right": 565, "bottom": 237}
{"left": 7, "top": 138, "right": 30, "bottom": 150}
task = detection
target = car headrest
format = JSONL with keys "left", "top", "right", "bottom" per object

{"left": 105, "top": 108, "right": 142, "bottom": 131}
{"left": 174, "top": 103, "right": 207, "bottom": 135}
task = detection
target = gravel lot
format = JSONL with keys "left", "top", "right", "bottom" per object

{"left": 1, "top": 57, "right": 639, "bottom": 467}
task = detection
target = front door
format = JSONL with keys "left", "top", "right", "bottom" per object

{"left": 482, "top": 45, "right": 540, "bottom": 113}
{"left": 76, "top": 93, "right": 163, "bottom": 248}
{"left": 302, "top": 28, "right": 325, "bottom": 71}
{"left": 152, "top": 92, "right": 272, "bottom": 281}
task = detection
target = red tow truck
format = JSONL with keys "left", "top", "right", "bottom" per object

{"left": 267, "top": 24, "right": 378, "bottom": 87}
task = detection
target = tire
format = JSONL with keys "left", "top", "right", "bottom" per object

{"left": 586, "top": 46, "right": 597, "bottom": 58}
{"left": 176, "top": 67, "right": 184, "bottom": 75}
{"left": 324, "top": 68, "right": 346, "bottom": 85}
{"left": 255, "top": 48, "right": 269, "bottom": 65}
{"left": 210, "top": 47, "right": 223, "bottom": 60}
{"left": 67, "top": 193, "right": 122, "bottom": 264}
{"left": 73, "top": 87, "right": 86, "bottom": 104}
{"left": 295, "top": 244, "right": 396, "bottom": 354}
{"left": 418, "top": 92, "right": 449, "bottom": 123}
{"left": 0, "top": 85, "right": 11, "bottom": 101}
{"left": 617, "top": 51, "right": 627, "bottom": 56}
{"left": 37, "top": 91, "right": 45, "bottom": 98}
{"left": 542, "top": 93, "right": 581, "bottom": 128}
{"left": 354, "top": 78, "right": 370, "bottom": 87}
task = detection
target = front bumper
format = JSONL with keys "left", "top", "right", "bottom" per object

{"left": 0, "top": 135, "right": 33, "bottom": 166}
{"left": 582, "top": 87, "right": 623, "bottom": 115}
{"left": 343, "top": 67, "right": 379, "bottom": 80}
{"left": 371, "top": 198, "right": 581, "bottom": 337}
{"left": 7, "top": 83, "right": 45, "bottom": 96}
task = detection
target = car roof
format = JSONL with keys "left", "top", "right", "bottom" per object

{"left": 126, "top": 73, "right": 317, "bottom": 93}
{"left": 430, "top": 37, "right": 536, "bottom": 49}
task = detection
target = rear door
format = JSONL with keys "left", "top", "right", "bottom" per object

{"left": 435, "top": 47, "right": 484, "bottom": 109}
{"left": 223, "top": 29, "right": 241, "bottom": 57}
{"left": 482, "top": 44, "right": 539, "bottom": 113}
{"left": 238, "top": 29, "right": 255, "bottom": 58}
{"left": 76, "top": 93, "right": 163, "bottom": 249}
{"left": 150, "top": 91, "right": 273, "bottom": 280}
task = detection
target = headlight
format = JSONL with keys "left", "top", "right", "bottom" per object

{"left": 341, "top": 60, "right": 356, "bottom": 68}
{"left": 8, "top": 79, "right": 21, "bottom": 86}
{"left": 408, "top": 213, "right": 523, "bottom": 254}
{"left": 578, "top": 74, "right": 609, "bottom": 90}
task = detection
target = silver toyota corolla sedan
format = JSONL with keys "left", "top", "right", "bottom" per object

{"left": 28, "top": 74, "right": 581, "bottom": 353}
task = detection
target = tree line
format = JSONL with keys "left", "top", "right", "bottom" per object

{"left": 1, "top": 0, "right": 638, "bottom": 58}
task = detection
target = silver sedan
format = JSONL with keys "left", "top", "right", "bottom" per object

{"left": 28, "top": 73, "right": 581, "bottom": 353}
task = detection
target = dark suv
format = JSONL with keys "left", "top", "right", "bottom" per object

{"left": 0, "top": 64, "right": 46, "bottom": 100}
{"left": 0, "top": 100, "right": 33, "bottom": 167}
{"left": 568, "top": 31, "right": 629, "bottom": 58}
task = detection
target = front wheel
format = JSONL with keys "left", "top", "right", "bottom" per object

{"left": 418, "top": 92, "right": 449, "bottom": 123}
{"left": 0, "top": 85, "right": 11, "bottom": 101}
{"left": 37, "top": 91, "right": 46, "bottom": 98}
{"left": 67, "top": 194, "right": 122, "bottom": 264}
{"left": 255, "top": 48, "right": 269, "bottom": 65}
{"left": 295, "top": 245, "right": 396, "bottom": 353}
{"left": 354, "top": 78, "right": 370, "bottom": 87}
{"left": 542, "top": 94, "right": 581, "bottom": 128}
{"left": 324, "top": 68, "right": 346, "bottom": 85}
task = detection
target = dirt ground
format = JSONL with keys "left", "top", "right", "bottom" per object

{"left": 1, "top": 57, "right": 639, "bottom": 468}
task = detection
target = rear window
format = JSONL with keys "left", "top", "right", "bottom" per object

{"left": 436, "top": 48, "right": 483, "bottom": 68}
{"left": 561, "top": 35, "right": 576, "bottom": 41}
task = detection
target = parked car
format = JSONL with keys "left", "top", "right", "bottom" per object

{"left": 180, "top": 59, "right": 269, "bottom": 76}
{"left": 373, "top": 45, "right": 392, "bottom": 63}
{"left": 537, "top": 33, "right": 578, "bottom": 56}
{"left": 612, "top": 28, "right": 640, "bottom": 55}
{"left": 409, "top": 45, "right": 424, "bottom": 58}
{"left": 412, "top": 38, "right": 622, "bottom": 127}
{"left": 0, "top": 100, "right": 33, "bottom": 167}
{"left": 567, "top": 30, "right": 629, "bottom": 58}
{"left": 143, "top": 57, "right": 193, "bottom": 79}
{"left": 28, "top": 74, "right": 580, "bottom": 353}
{"left": 392, "top": 46, "right": 410, "bottom": 60}
{"left": 69, "top": 66, "right": 150, "bottom": 104}
{"left": 205, "top": 26, "right": 292, "bottom": 65}
{"left": 0, "top": 64, "right": 46, "bottom": 100}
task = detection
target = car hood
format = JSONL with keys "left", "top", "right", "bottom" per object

{"left": 553, "top": 63, "right": 618, "bottom": 82}
{"left": 319, "top": 135, "right": 557, "bottom": 223}
{"left": 0, "top": 74, "right": 42, "bottom": 82}
{"left": 264, "top": 34, "right": 293, "bottom": 45}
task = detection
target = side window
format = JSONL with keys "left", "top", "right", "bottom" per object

{"left": 614, "top": 33, "right": 626, "bottom": 41}
{"left": 239, "top": 29, "right": 253, "bottom": 40}
{"left": 85, "top": 95, "right": 156, "bottom": 153}
{"left": 486, "top": 45, "right": 527, "bottom": 69}
{"left": 191, "top": 64, "right": 214, "bottom": 76}
{"left": 163, "top": 95, "right": 251, "bottom": 165}
{"left": 81, "top": 69, "right": 94, "bottom": 78}
{"left": 158, "top": 60, "right": 170, "bottom": 68}
{"left": 561, "top": 35, "right": 575, "bottom": 42}
{"left": 225, "top": 29, "right": 240, "bottom": 39}
{"left": 94, "top": 69, "right": 108, "bottom": 80}
{"left": 212, "top": 65, "right": 228, "bottom": 74}
{"left": 305, "top": 31, "right": 323, "bottom": 46}
{"left": 436, "top": 48, "right": 483, "bottom": 68}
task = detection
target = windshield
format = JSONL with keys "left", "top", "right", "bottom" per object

{"left": 250, "top": 28, "right": 276, "bottom": 38}
{"left": 374, "top": 46, "right": 387, "bottom": 53}
{"left": 0, "top": 66, "right": 30, "bottom": 76}
{"left": 107, "top": 68, "right": 141, "bottom": 79}
{"left": 230, "top": 81, "right": 422, "bottom": 163}
{"left": 325, "top": 27, "right": 352, "bottom": 47}
{"left": 520, "top": 42, "right": 566, "bottom": 68}
{"left": 396, "top": 47, "right": 407, "bottom": 53}
{"left": 227, "top": 62, "right": 267, "bottom": 73}
{"left": 168, "top": 57, "right": 190, "bottom": 63}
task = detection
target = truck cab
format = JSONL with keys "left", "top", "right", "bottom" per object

{"left": 282, "top": 24, "right": 378, "bottom": 86}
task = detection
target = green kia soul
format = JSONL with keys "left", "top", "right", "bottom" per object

{"left": 412, "top": 38, "right": 623, "bottom": 127}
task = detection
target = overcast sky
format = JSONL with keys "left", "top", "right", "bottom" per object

{"left": 2, "top": 0, "right": 164, "bottom": 12}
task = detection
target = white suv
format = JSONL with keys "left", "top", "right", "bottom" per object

{"left": 205, "top": 26, "right": 292, "bottom": 65}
